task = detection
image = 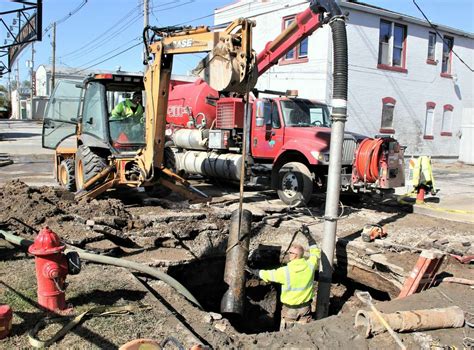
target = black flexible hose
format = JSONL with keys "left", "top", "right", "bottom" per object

{"left": 329, "top": 17, "right": 348, "bottom": 119}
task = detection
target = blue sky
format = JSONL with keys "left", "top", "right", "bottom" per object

{"left": 1, "top": 0, "right": 473, "bottom": 86}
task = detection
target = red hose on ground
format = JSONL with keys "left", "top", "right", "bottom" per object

{"left": 354, "top": 138, "right": 384, "bottom": 183}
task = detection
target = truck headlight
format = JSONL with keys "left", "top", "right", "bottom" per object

{"left": 311, "top": 151, "right": 325, "bottom": 162}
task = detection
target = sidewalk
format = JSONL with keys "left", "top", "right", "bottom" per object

{"left": 401, "top": 161, "right": 474, "bottom": 224}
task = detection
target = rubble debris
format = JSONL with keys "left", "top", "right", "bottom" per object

{"left": 0, "top": 154, "right": 13, "bottom": 167}
{"left": 355, "top": 306, "right": 465, "bottom": 337}
{"left": 437, "top": 277, "right": 474, "bottom": 286}
{"left": 450, "top": 254, "right": 474, "bottom": 264}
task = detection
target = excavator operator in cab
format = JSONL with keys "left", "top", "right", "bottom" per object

{"left": 111, "top": 91, "right": 144, "bottom": 121}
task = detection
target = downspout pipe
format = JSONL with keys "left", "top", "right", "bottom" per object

{"left": 313, "top": 1, "right": 348, "bottom": 320}
{"left": 0, "top": 230, "right": 202, "bottom": 309}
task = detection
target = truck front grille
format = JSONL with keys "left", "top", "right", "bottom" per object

{"left": 342, "top": 138, "right": 357, "bottom": 165}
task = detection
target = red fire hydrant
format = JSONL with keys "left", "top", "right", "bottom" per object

{"left": 28, "top": 227, "right": 80, "bottom": 313}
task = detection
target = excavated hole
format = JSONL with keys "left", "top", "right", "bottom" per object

{"left": 167, "top": 246, "right": 391, "bottom": 334}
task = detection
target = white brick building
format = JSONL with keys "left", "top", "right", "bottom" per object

{"left": 215, "top": 0, "right": 474, "bottom": 161}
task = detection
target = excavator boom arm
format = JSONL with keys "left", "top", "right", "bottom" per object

{"left": 256, "top": 0, "right": 342, "bottom": 76}
{"left": 142, "top": 19, "right": 257, "bottom": 176}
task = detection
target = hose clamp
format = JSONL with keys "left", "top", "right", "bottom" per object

{"left": 328, "top": 15, "right": 347, "bottom": 25}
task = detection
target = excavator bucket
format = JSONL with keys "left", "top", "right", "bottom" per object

{"left": 192, "top": 39, "right": 258, "bottom": 94}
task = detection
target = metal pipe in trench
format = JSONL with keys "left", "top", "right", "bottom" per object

{"left": 0, "top": 230, "right": 202, "bottom": 309}
{"left": 220, "top": 209, "right": 252, "bottom": 315}
{"left": 355, "top": 306, "right": 465, "bottom": 337}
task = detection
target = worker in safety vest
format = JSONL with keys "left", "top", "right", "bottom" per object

{"left": 111, "top": 91, "right": 144, "bottom": 120}
{"left": 247, "top": 228, "right": 321, "bottom": 330}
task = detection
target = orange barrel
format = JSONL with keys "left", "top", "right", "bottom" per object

{"left": 0, "top": 305, "right": 12, "bottom": 339}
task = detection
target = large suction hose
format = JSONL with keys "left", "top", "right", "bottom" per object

{"left": 316, "top": 0, "right": 349, "bottom": 319}
{"left": 0, "top": 230, "right": 202, "bottom": 309}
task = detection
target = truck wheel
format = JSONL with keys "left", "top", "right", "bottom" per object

{"left": 75, "top": 145, "right": 107, "bottom": 190}
{"left": 58, "top": 159, "right": 76, "bottom": 192}
{"left": 277, "top": 162, "right": 313, "bottom": 206}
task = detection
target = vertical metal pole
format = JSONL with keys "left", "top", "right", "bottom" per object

{"left": 51, "top": 22, "right": 56, "bottom": 92}
{"left": 143, "top": 0, "right": 149, "bottom": 70}
{"left": 30, "top": 42, "right": 34, "bottom": 119}
{"left": 16, "top": 60, "right": 20, "bottom": 120}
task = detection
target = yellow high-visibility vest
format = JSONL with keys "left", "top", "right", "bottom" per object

{"left": 259, "top": 245, "right": 321, "bottom": 306}
{"left": 111, "top": 99, "right": 144, "bottom": 120}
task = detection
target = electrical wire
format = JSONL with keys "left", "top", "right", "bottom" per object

{"left": 43, "top": 0, "right": 89, "bottom": 35}
{"left": 59, "top": 3, "right": 142, "bottom": 59}
{"left": 71, "top": 42, "right": 142, "bottom": 74}
{"left": 412, "top": 0, "right": 473, "bottom": 72}
{"left": 73, "top": 36, "right": 142, "bottom": 70}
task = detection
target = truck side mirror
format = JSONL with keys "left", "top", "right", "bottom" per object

{"left": 256, "top": 117, "right": 264, "bottom": 127}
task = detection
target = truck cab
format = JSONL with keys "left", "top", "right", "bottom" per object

{"left": 250, "top": 95, "right": 364, "bottom": 204}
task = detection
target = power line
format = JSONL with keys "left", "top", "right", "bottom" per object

{"left": 74, "top": 36, "right": 142, "bottom": 70}
{"left": 72, "top": 42, "right": 142, "bottom": 74}
{"left": 63, "top": 12, "right": 143, "bottom": 62}
{"left": 56, "top": 0, "right": 88, "bottom": 25}
{"left": 43, "top": 0, "right": 89, "bottom": 35}
{"left": 412, "top": 0, "right": 473, "bottom": 72}
{"left": 59, "top": 3, "right": 142, "bottom": 59}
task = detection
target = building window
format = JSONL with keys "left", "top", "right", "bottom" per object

{"left": 424, "top": 102, "right": 435, "bottom": 139}
{"left": 280, "top": 15, "right": 308, "bottom": 63}
{"left": 377, "top": 20, "right": 407, "bottom": 73}
{"left": 441, "top": 104, "right": 453, "bottom": 136}
{"left": 380, "top": 97, "right": 396, "bottom": 133}
{"left": 427, "top": 32, "right": 437, "bottom": 64}
{"left": 441, "top": 36, "right": 454, "bottom": 77}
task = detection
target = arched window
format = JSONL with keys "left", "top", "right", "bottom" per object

{"left": 441, "top": 104, "right": 453, "bottom": 136}
{"left": 380, "top": 97, "right": 396, "bottom": 133}
{"left": 424, "top": 101, "right": 436, "bottom": 140}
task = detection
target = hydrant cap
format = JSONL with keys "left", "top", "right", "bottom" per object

{"left": 28, "top": 227, "right": 65, "bottom": 256}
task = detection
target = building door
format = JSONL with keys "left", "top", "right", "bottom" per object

{"left": 459, "top": 107, "right": 474, "bottom": 164}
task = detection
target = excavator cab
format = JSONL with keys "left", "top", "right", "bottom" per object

{"left": 42, "top": 72, "right": 146, "bottom": 191}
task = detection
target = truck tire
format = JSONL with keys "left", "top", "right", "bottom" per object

{"left": 58, "top": 159, "right": 76, "bottom": 192}
{"left": 277, "top": 162, "right": 313, "bottom": 206}
{"left": 75, "top": 145, "right": 107, "bottom": 190}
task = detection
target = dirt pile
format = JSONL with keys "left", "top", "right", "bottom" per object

{"left": 0, "top": 180, "right": 130, "bottom": 238}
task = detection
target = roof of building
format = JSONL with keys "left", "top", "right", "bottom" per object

{"left": 215, "top": 0, "right": 473, "bottom": 39}
{"left": 342, "top": 0, "right": 473, "bottom": 39}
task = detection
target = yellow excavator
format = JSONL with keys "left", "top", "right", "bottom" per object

{"left": 42, "top": 19, "right": 257, "bottom": 201}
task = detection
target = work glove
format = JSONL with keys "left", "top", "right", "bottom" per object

{"left": 301, "top": 224, "right": 317, "bottom": 246}
{"left": 245, "top": 266, "right": 260, "bottom": 277}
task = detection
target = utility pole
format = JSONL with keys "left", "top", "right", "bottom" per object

{"left": 51, "top": 22, "right": 56, "bottom": 92}
{"left": 143, "top": 0, "right": 149, "bottom": 70}
{"left": 30, "top": 42, "right": 35, "bottom": 119}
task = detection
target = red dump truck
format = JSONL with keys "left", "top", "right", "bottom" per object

{"left": 165, "top": 2, "right": 405, "bottom": 205}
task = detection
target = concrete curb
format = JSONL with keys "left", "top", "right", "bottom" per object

{"left": 413, "top": 204, "right": 474, "bottom": 224}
